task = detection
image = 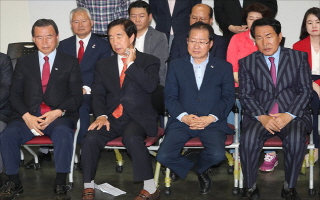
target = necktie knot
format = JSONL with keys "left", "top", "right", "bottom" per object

{"left": 121, "top": 58, "right": 127, "bottom": 67}
{"left": 44, "top": 56, "right": 49, "bottom": 62}
{"left": 79, "top": 40, "right": 84, "bottom": 46}
{"left": 268, "top": 56, "right": 275, "bottom": 63}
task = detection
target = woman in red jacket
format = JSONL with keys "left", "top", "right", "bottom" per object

{"left": 293, "top": 7, "right": 320, "bottom": 166}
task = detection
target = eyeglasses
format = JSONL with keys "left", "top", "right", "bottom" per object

{"left": 190, "top": 16, "right": 209, "bottom": 22}
{"left": 187, "top": 40, "right": 210, "bottom": 46}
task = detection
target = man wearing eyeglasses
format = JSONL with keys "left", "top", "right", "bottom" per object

{"left": 168, "top": 4, "right": 228, "bottom": 63}
{"left": 157, "top": 21, "right": 235, "bottom": 195}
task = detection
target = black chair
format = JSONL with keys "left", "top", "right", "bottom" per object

{"left": 7, "top": 42, "right": 38, "bottom": 68}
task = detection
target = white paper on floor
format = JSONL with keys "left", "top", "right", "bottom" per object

{"left": 94, "top": 183, "right": 126, "bottom": 196}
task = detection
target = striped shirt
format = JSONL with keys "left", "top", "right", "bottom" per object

{"left": 77, "top": 0, "right": 130, "bottom": 35}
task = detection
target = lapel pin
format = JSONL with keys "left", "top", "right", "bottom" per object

{"left": 92, "top": 44, "right": 96, "bottom": 48}
{"left": 211, "top": 65, "right": 214, "bottom": 68}
{"left": 55, "top": 68, "right": 58, "bottom": 70}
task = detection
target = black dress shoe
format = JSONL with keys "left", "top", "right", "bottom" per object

{"left": 237, "top": 187, "right": 260, "bottom": 200}
{"left": 169, "top": 171, "right": 180, "bottom": 181}
{"left": 197, "top": 169, "right": 211, "bottom": 194}
{"left": 0, "top": 181, "right": 23, "bottom": 200}
{"left": 54, "top": 185, "right": 71, "bottom": 200}
{"left": 281, "top": 187, "right": 301, "bottom": 200}
{"left": 24, "top": 152, "right": 52, "bottom": 169}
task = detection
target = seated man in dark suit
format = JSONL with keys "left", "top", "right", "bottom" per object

{"left": 129, "top": 0, "right": 169, "bottom": 85}
{"left": 0, "top": 19, "right": 83, "bottom": 200}
{"left": 238, "top": 18, "right": 312, "bottom": 200}
{"left": 24, "top": 7, "right": 112, "bottom": 170}
{"left": 58, "top": 7, "right": 112, "bottom": 143}
{"left": 81, "top": 19, "right": 160, "bottom": 200}
{"left": 156, "top": 22, "right": 235, "bottom": 195}
{"left": 169, "top": 4, "right": 228, "bottom": 62}
{"left": 0, "top": 52, "right": 13, "bottom": 186}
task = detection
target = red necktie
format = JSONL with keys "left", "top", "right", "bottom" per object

{"left": 112, "top": 58, "right": 128, "bottom": 118}
{"left": 268, "top": 57, "right": 278, "bottom": 114}
{"left": 78, "top": 40, "right": 84, "bottom": 63}
{"left": 40, "top": 56, "right": 51, "bottom": 115}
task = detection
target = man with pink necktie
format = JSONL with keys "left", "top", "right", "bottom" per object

{"left": 238, "top": 18, "right": 312, "bottom": 200}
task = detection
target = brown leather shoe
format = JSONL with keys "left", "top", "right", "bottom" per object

{"left": 134, "top": 189, "right": 160, "bottom": 200}
{"left": 82, "top": 188, "right": 95, "bottom": 200}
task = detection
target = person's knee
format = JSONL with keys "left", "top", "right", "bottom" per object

{"left": 122, "top": 135, "right": 144, "bottom": 148}
{"left": 156, "top": 149, "right": 173, "bottom": 165}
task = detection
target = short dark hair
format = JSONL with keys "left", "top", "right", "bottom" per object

{"left": 31, "top": 19, "right": 59, "bottom": 37}
{"left": 191, "top": 4, "right": 213, "bottom": 19}
{"left": 128, "top": 0, "right": 151, "bottom": 15}
{"left": 107, "top": 18, "right": 137, "bottom": 46}
{"left": 299, "top": 7, "right": 320, "bottom": 40}
{"left": 188, "top": 21, "right": 214, "bottom": 42}
{"left": 250, "top": 18, "right": 281, "bottom": 39}
{"left": 242, "top": 3, "right": 272, "bottom": 22}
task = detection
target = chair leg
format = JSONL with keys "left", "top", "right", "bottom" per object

{"left": 226, "top": 151, "right": 234, "bottom": 175}
{"left": 20, "top": 150, "right": 25, "bottom": 166}
{"left": 308, "top": 148, "right": 316, "bottom": 195}
{"left": 164, "top": 168, "right": 171, "bottom": 195}
{"left": 154, "top": 162, "right": 161, "bottom": 188}
{"left": 114, "top": 149, "right": 123, "bottom": 172}
{"left": 23, "top": 146, "right": 40, "bottom": 169}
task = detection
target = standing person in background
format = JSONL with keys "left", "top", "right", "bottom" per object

{"left": 77, "top": 0, "right": 130, "bottom": 38}
{"left": 0, "top": 52, "right": 13, "bottom": 187}
{"left": 129, "top": 0, "right": 169, "bottom": 86}
{"left": 214, "top": 0, "right": 277, "bottom": 42}
{"left": 149, "top": 0, "right": 201, "bottom": 47}
{"left": 293, "top": 7, "right": 320, "bottom": 168}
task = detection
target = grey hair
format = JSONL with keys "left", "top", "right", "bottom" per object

{"left": 69, "top": 7, "right": 92, "bottom": 23}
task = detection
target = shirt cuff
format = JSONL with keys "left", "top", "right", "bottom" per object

{"left": 208, "top": 114, "right": 218, "bottom": 122}
{"left": 177, "top": 112, "right": 188, "bottom": 122}
{"left": 97, "top": 115, "right": 108, "bottom": 119}
{"left": 285, "top": 112, "right": 296, "bottom": 119}
{"left": 83, "top": 85, "right": 91, "bottom": 94}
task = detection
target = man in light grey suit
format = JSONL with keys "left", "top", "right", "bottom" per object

{"left": 129, "top": 0, "right": 168, "bottom": 85}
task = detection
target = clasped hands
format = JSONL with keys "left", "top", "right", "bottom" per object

{"left": 181, "top": 114, "right": 215, "bottom": 130}
{"left": 22, "top": 109, "right": 63, "bottom": 136}
{"left": 258, "top": 113, "right": 293, "bottom": 134}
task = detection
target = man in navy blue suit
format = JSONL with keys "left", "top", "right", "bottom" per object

{"left": 157, "top": 22, "right": 235, "bottom": 194}
{"left": 169, "top": 4, "right": 228, "bottom": 62}
{"left": 58, "top": 7, "right": 112, "bottom": 144}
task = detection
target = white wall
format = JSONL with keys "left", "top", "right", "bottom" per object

{"left": 1, "top": 0, "right": 320, "bottom": 53}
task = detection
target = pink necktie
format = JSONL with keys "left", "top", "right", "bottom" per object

{"left": 112, "top": 58, "right": 128, "bottom": 118}
{"left": 40, "top": 56, "right": 51, "bottom": 115}
{"left": 78, "top": 40, "right": 84, "bottom": 63}
{"left": 269, "top": 57, "right": 278, "bottom": 114}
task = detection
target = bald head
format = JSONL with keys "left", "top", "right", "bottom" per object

{"left": 190, "top": 4, "right": 213, "bottom": 25}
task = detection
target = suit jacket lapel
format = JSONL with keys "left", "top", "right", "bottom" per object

{"left": 200, "top": 57, "right": 216, "bottom": 91}
{"left": 30, "top": 52, "right": 42, "bottom": 90}
{"left": 183, "top": 56, "right": 198, "bottom": 91}
{"left": 256, "top": 52, "right": 274, "bottom": 86}
{"left": 82, "top": 34, "right": 96, "bottom": 63}
{"left": 46, "top": 51, "right": 61, "bottom": 93}
{"left": 144, "top": 27, "right": 152, "bottom": 53}
{"left": 276, "top": 48, "right": 289, "bottom": 91}
{"left": 69, "top": 36, "right": 77, "bottom": 58}
{"left": 110, "top": 56, "right": 121, "bottom": 90}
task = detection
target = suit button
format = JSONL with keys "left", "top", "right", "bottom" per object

{"left": 120, "top": 99, "right": 123, "bottom": 102}
{"left": 197, "top": 98, "right": 200, "bottom": 101}
{"left": 275, "top": 96, "right": 278, "bottom": 99}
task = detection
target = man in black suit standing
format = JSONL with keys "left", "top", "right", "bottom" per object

{"left": 81, "top": 19, "right": 160, "bottom": 200}
{"left": 238, "top": 18, "right": 312, "bottom": 200}
{"left": 214, "top": 0, "right": 278, "bottom": 41}
{"left": 169, "top": 3, "right": 228, "bottom": 62}
{"left": 149, "top": 0, "right": 201, "bottom": 45}
{"left": 0, "top": 19, "right": 83, "bottom": 200}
